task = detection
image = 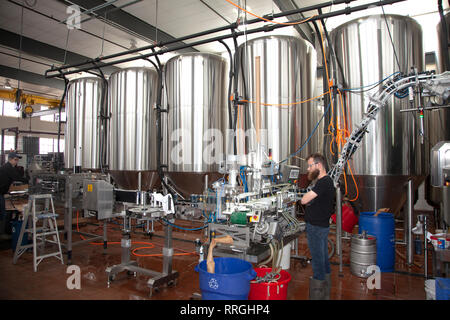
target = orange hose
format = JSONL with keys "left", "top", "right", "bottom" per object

{"left": 317, "top": 22, "right": 336, "bottom": 156}
{"left": 225, "top": 0, "right": 317, "bottom": 26}
{"left": 76, "top": 211, "right": 196, "bottom": 258}
{"left": 344, "top": 91, "right": 352, "bottom": 133}
{"left": 238, "top": 90, "right": 330, "bottom": 107}
{"left": 338, "top": 90, "right": 348, "bottom": 138}
{"left": 347, "top": 160, "right": 359, "bottom": 201}
{"left": 343, "top": 170, "right": 348, "bottom": 196}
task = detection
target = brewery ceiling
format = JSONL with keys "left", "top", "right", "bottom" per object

{"left": 0, "top": 0, "right": 444, "bottom": 99}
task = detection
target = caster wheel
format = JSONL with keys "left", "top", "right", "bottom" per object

{"left": 149, "top": 287, "right": 159, "bottom": 298}
{"left": 167, "top": 280, "right": 177, "bottom": 287}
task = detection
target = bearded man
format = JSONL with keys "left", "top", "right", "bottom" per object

{"left": 300, "top": 153, "right": 335, "bottom": 300}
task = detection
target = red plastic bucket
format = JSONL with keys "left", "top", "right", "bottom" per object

{"left": 331, "top": 203, "right": 358, "bottom": 233}
{"left": 248, "top": 268, "right": 291, "bottom": 300}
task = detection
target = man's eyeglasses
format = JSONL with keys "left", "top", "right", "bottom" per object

{"left": 307, "top": 162, "right": 319, "bottom": 169}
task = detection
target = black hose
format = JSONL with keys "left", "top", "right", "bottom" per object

{"left": 91, "top": 62, "right": 109, "bottom": 173}
{"left": 311, "top": 20, "right": 332, "bottom": 161}
{"left": 317, "top": 8, "right": 347, "bottom": 88}
{"left": 232, "top": 31, "right": 241, "bottom": 155}
{"left": 151, "top": 52, "right": 166, "bottom": 192}
{"left": 218, "top": 39, "right": 234, "bottom": 131}
{"left": 56, "top": 76, "right": 69, "bottom": 171}
{"left": 151, "top": 51, "right": 174, "bottom": 196}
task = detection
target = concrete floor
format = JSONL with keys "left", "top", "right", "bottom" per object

{"left": 0, "top": 212, "right": 436, "bottom": 301}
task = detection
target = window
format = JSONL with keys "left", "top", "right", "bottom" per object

{"left": 39, "top": 138, "right": 54, "bottom": 154}
{"left": 40, "top": 106, "right": 66, "bottom": 122}
{"left": 55, "top": 111, "right": 66, "bottom": 122}
{"left": 2, "top": 135, "right": 16, "bottom": 152}
{"left": 40, "top": 106, "right": 55, "bottom": 122}
{"left": 2, "top": 100, "right": 20, "bottom": 117}
{"left": 39, "top": 137, "right": 65, "bottom": 154}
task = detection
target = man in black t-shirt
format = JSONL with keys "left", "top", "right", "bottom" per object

{"left": 300, "top": 153, "right": 335, "bottom": 300}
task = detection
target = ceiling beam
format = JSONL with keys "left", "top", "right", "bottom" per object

{"left": 0, "top": 28, "right": 119, "bottom": 77}
{"left": 0, "top": 65, "right": 65, "bottom": 91}
{"left": 273, "top": 0, "right": 315, "bottom": 44}
{"left": 57, "top": 0, "right": 198, "bottom": 53}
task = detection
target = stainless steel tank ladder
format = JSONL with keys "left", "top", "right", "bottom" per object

{"left": 13, "top": 194, "right": 64, "bottom": 272}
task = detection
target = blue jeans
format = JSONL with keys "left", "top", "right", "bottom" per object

{"left": 306, "top": 222, "right": 330, "bottom": 281}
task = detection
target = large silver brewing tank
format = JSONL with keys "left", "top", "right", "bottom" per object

{"left": 330, "top": 14, "right": 424, "bottom": 214}
{"left": 65, "top": 77, "right": 106, "bottom": 170}
{"left": 164, "top": 53, "right": 228, "bottom": 196}
{"left": 437, "top": 12, "right": 450, "bottom": 73}
{"left": 108, "top": 67, "right": 159, "bottom": 190}
{"left": 426, "top": 13, "right": 450, "bottom": 208}
{"left": 432, "top": 11, "right": 450, "bottom": 143}
{"left": 237, "top": 35, "right": 318, "bottom": 175}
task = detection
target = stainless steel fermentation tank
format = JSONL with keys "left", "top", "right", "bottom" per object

{"left": 437, "top": 12, "right": 450, "bottom": 73}
{"left": 237, "top": 35, "right": 319, "bottom": 178}
{"left": 330, "top": 14, "right": 425, "bottom": 215}
{"left": 164, "top": 53, "right": 228, "bottom": 197}
{"left": 425, "top": 12, "right": 450, "bottom": 209}
{"left": 65, "top": 77, "right": 106, "bottom": 170}
{"left": 108, "top": 67, "right": 160, "bottom": 191}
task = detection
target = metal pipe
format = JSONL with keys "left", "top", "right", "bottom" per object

{"left": 255, "top": 56, "right": 261, "bottom": 143}
{"left": 46, "top": 0, "right": 356, "bottom": 74}
{"left": 406, "top": 179, "right": 414, "bottom": 265}
{"left": 1, "top": 129, "right": 5, "bottom": 166}
{"left": 423, "top": 215, "right": 428, "bottom": 278}
{"left": 336, "top": 184, "right": 343, "bottom": 274}
{"left": 45, "top": 0, "right": 407, "bottom": 78}
{"left": 103, "top": 220, "right": 108, "bottom": 252}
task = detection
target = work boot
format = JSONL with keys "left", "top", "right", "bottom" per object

{"left": 309, "top": 277, "right": 327, "bottom": 300}
{"left": 324, "top": 273, "right": 331, "bottom": 300}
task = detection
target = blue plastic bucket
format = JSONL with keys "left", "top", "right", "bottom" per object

{"left": 359, "top": 212, "right": 395, "bottom": 272}
{"left": 11, "top": 220, "right": 30, "bottom": 252}
{"left": 195, "top": 257, "right": 257, "bottom": 300}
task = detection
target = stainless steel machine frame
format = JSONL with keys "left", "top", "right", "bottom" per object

{"left": 29, "top": 171, "right": 109, "bottom": 263}
{"left": 105, "top": 213, "right": 179, "bottom": 297}
{"left": 430, "top": 141, "right": 450, "bottom": 228}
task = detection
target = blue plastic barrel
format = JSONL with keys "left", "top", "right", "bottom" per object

{"left": 358, "top": 212, "right": 395, "bottom": 272}
{"left": 195, "top": 257, "right": 257, "bottom": 300}
{"left": 436, "top": 277, "right": 450, "bottom": 300}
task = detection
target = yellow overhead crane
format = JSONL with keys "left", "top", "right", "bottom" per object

{"left": 0, "top": 88, "right": 64, "bottom": 116}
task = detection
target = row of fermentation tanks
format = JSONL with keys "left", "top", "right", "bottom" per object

{"left": 64, "top": 14, "right": 450, "bottom": 214}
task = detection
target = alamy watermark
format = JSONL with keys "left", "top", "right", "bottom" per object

{"left": 167, "top": 127, "right": 291, "bottom": 166}
{"left": 366, "top": 265, "right": 381, "bottom": 290}
{"left": 66, "top": 265, "right": 81, "bottom": 290}
{"left": 66, "top": 5, "right": 81, "bottom": 30}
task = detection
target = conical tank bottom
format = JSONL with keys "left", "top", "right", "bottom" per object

{"left": 165, "top": 172, "right": 223, "bottom": 198}
{"left": 344, "top": 175, "right": 425, "bottom": 216}
{"left": 109, "top": 170, "right": 160, "bottom": 191}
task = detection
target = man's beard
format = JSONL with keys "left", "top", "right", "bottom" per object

{"left": 307, "top": 169, "right": 320, "bottom": 181}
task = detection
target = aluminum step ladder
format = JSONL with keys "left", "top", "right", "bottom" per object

{"left": 13, "top": 194, "right": 64, "bottom": 272}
